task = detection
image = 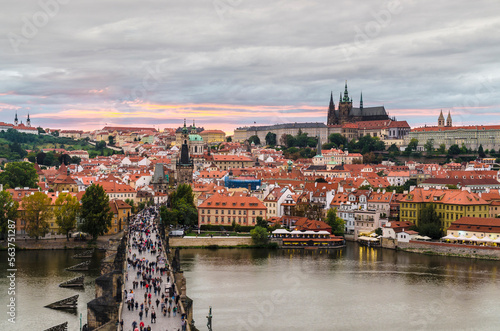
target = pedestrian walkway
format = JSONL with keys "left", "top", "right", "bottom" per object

{"left": 119, "top": 207, "right": 185, "bottom": 331}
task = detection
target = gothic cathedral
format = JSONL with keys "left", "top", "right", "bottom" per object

{"left": 327, "top": 82, "right": 390, "bottom": 125}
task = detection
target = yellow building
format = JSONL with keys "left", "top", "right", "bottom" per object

{"left": 399, "top": 188, "right": 489, "bottom": 230}
{"left": 108, "top": 199, "right": 132, "bottom": 235}
{"left": 200, "top": 130, "right": 226, "bottom": 144}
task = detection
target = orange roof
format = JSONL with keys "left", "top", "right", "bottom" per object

{"left": 212, "top": 155, "right": 253, "bottom": 162}
{"left": 413, "top": 125, "right": 500, "bottom": 132}
{"left": 199, "top": 193, "right": 266, "bottom": 210}
{"left": 400, "top": 188, "right": 487, "bottom": 205}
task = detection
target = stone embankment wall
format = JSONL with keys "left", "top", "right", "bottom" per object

{"left": 87, "top": 235, "right": 127, "bottom": 330}
{"left": 170, "top": 236, "right": 253, "bottom": 247}
{"left": 381, "top": 238, "right": 397, "bottom": 249}
{"left": 398, "top": 241, "right": 500, "bottom": 259}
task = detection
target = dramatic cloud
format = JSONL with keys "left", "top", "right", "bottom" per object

{"left": 1, "top": 0, "right": 499, "bottom": 133}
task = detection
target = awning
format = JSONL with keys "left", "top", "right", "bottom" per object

{"left": 442, "top": 234, "right": 457, "bottom": 240}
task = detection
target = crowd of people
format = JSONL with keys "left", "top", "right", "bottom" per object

{"left": 120, "top": 207, "right": 188, "bottom": 331}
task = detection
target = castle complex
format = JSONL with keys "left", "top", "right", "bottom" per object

{"left": 327, "top": 82, "right": 390, "bottom": 125}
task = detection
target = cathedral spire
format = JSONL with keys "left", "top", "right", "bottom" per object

{"left": 339, "top": 92, "right": 342, "bottom": 104}
{"left": 360, "top": 92, "right": 363, "bottom": 110}
{"left": 14, "top": 111, "right": 18, "bottom": 126}
{"left": 343, "top": 80, "right": 349, "bottom": 102}
{"left": 329, "top": 92, "right": 336, "bottom": 110}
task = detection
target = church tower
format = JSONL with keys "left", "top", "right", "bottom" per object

{"left": 446, "top": 111, "right": 452, "bottom": 127}
{"left": 14, "top": 112, "right": 18, "bottom": 126}
{"left": 338, "top": 81, "right": 353, "bottom": 124}
{"left": 438, "top": 110, "right": 445, "bottom": 127}
{"left": 176, "top": 119, "right": 194, "bottom": 185}
{"left": 327, "top": 92, "right": 337, "bottom": 125}
{"left": 360, "top": 92, "right": 363, "bottom": 112}
{"left": 27, "top": 113, "right": 31, "bottom": 127}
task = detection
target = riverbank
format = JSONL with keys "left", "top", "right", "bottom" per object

{"left": 396, "top": 240, "right": 500, "bottom": 260}
{"left": 0, "top": 232, "right": 124, "bottom": 250}
{"left": 170, "top": 236, "right": 253, "bottom": 248}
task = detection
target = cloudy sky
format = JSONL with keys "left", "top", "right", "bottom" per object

{"left": 1, "top": 0, "right": 499, "bottom": 133}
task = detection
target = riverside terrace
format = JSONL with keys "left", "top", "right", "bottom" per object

{"left": 119, "top": 210, "right": 188, "bottom": 331}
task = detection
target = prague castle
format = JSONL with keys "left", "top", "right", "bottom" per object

{"left": 327, "top": 82, "right": 390, "bottom": 125}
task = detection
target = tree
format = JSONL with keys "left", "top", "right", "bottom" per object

{"left": 54, "top": 193, "right": 80, "bottom": 241}
{"left": 256, "top": 216, "right": 268, "bottom": 229}
{"left": 416, "top": 204, "right": 442, "bottom": 239}
{"left": 226, "top": 136, "right": 232, "bottom": 142}
{"left": 0, "top": 162, "right": 38, "bottom": 189}
{"left": 59, "top": 154, "right": 71, "bottom": 165}
{"left": 9, "top": 142, "right": 27, "bottom": 159}
{"left": 43, "top": 152, "right": 59, "bottom": 167}
{"left": 36, "top": 152, "right": 46, "bottom": 165}
{"left": 96, "top": 140, "right": 107, "bottom": 150}
{"left": 161, "top": 184, "right": 198, "bottom": 227}
{"left": 265, "top": 132, "right": 277, "bottom": 146}
{"left": 79, "top": 184, "right": 113, "bottom": 241}
{"left": 448, "top": 144, "right": 461, "bottom": 156}
{"left": 328, "top": 133, "right": 348, "bottom": 149}
{"left": 108, "top": 135, "right": 115, "bottom": 146}
{"left": 37, "top": 127, "right": 45, "bottom": 134}
{"left": 248, "top": 135, "right": 260, "bottom": 145}
{"left": 325, "top": 208, "right": 344, "bottom": 236}
{"left": 388, "top": 144, "right": 400, "bottom": 153}
{"left": 424, "top": 139, "right": 434, "bottom": 153}
{"left": 363, "top": 152, "right": 376, "bottom": 164}
{"left": 0, "top": 191, "right": 19, "bottom": 239}
{"left": 279, "top": 134, "right": 288, "bottom": 146}
{"left": 437, "top": 144, "right": 446, "bottom": 154}
{"left": 23, "top": 192, "right": 53, "bottom": 240}
{"left": 250, "top": 226, "right": 268, "bottom": 245}
{"left": 406, "top": 138, "right": 418, "bottom": 152}
{"left": 284, "top": 134, "right": 296, "bottom": 148}
{"left": 70, "top": 156, "right": 81, "bottom": 165}
{"left": 478, "top": 144, "right": 486, "bottom": 158}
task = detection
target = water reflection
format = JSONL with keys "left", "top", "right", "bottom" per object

{"left": 180, "top": 243, "right": 500, "bottom": 331}
{"left": 0, "top": 250, "right": 103, "bottom": 330}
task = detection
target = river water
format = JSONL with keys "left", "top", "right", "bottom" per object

{"left": 0, "top": 245, "right": 499, "bottom": 331}
{"left": 0, "top": 250, "right": 103, "bottom": 331}
{"left": 180, "top": 244, "right": 500, "bottom": 331}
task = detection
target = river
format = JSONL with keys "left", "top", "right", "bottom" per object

{"left": 0, "top": 249, "right": 103, "bottom": 331}
{"left": 180, "top": 244, "right": 500, "bottom": 331}
{"left": 0, "top": 245, "right": 499, "bottom": 331}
